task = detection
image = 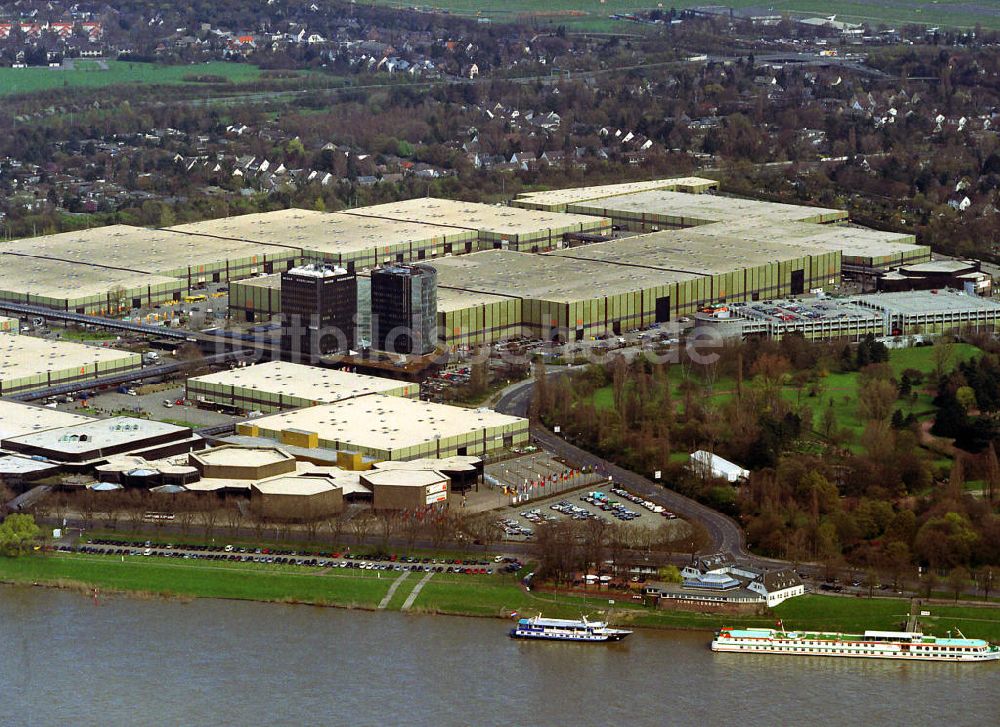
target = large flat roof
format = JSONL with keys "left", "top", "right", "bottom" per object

{"left": 568, "top": 189, "right": 848, "bottom": 225}
{"left": 0, "top": 254, "right": 182, "bottom": 299}
{"left": 688, "top": 219, "right": 920, "bottom": 259}
{"left": 188, "top": 361, "right": 415, "bottom": 403}
{"left": 244, "top": 394, "right": 525, "bottom": 452}
{"left": 0, "top": 400, "right": 96, "bottom": 441}
{"left": 2, "top": 416, "right": 189, "bottom": 455}
{"left": 344, "top": 197, "right": 609, "bottom": 237}
{"left": 435, "top": 286, "right": 518, "bottom": 313}
{"left": 848, "top": 290, "right": 1000, "bottom": 315}
{"left": 514, "top": 176, "right": 719, "bottom": 210}
{"left": 252, "top": 475, "right": 339, "bottom": 496}
{"left": 430, "top": 250, "right": 698, "bottom": 304}
{"left": 2, "top": 225, "right": 298, "bottom": 277}
{"left": 550, "top": 227, "right": 838, "bottom": 275}
{"left": 362, "top": 469, "right": 447, "bottom": 488}
{"left": 232, "top": 273, "right": 281, "bottom": 290}
{"left": 0, "top": 334, "right": 139, "bottom": 384}
{"left": 168, "top": 209, "right": 475, "bottom": 255}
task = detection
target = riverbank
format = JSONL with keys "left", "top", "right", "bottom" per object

{"left": 4, "top": 552, "right": 1000, "bottom": 641}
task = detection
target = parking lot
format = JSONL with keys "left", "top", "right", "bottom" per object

{"left": 52, "top": 385, "right": 238, "bottom": 428}
{"left": 497, "top": 485, "right": 687, "bottom": 540}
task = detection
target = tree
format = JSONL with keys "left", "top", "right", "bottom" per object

{"left": 947, "top": 566, "right": 970, "bottom": 602}
{"left": 0, "top": 513, "right": 41, "bottom": 556}
{"left": 955, "top": 385, "right": 977, "bottom": 412}
{"left": 921, "top": 569, "right": 938, "bottom": 600}
{"left": 858, "top": 378, "right": 898, "bottom": 421}
{"left": 657, "top": 564, "right": 682, "bottom": 583}
{"left": 978, "top": 566, "right": 995, "bottom": 600}
{"left": 351, "top": 512, "right": 374, "bottom": 545}
{"left": 931, "top": 339, "right": 956, "bottom": 382}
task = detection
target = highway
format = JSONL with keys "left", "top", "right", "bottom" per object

{"left": 494, "top": 375, "right": 790, "bottom": 569}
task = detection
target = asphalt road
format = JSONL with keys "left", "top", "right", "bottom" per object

{"left": 494, "top": 376, "right": 790, "bottom": 570}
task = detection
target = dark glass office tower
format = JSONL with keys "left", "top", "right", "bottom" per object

{"left": 370, "top": 264, "right": 437, "bottom": 355}
{"left": 280, "top": 263, "right": 357, "bottom": 359}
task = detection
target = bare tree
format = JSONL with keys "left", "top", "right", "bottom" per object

{"left": 375, "top": 510, "right": 401, "bottom": 551}
{"left": 325, "top": 510, "right": 349, "bottom": 548}
{"left": 351, "top": 512, "right": 374, "bottom": 545}
{"left": 176, "top": 501, "right": 196, "bottom": 536}
{"left": 197, "top": 507, "right": 219, "bottom": 541}
{"left": 80, "top": 491, "right": 97, "bottom": 531}
{"left": 98, "top": 494, "right": 122, "bottom": 531}
{"left": 123, "top": 491, "right": 146, "bottom": 533}
{"left": 223, "top": 499, "right": 243, "bottom": 537}
{"left": 401, "top": 513, "right": 421, "bottom": 553}
{"left": 251, "top": 515, "right": 266, "bottom": 543}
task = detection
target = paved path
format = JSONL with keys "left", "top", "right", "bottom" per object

{"left": 377, "top": 571, "right": 411, "bottom": 609}
{"left": 401, "top": 572, "right": 435, "bottom": 611}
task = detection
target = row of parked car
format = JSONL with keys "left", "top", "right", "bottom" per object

{"left": 498, "top": 517, "right": 533, "bottom": 538}
{"left": 550, "top": 500, "right": 605, "bottom": 521}
{"left": 66, "top": 538, "right": 501, "bottom": 575}
{"left": 580, "top": 494, "right": 642, "bottom": 521}
{"left": 609, "top": 487, "right": 678, "bottom": 519}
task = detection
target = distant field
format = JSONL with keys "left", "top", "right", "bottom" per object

{"left": 374, "top": 1, "right": 1000, "bottom": 31}
{"left": 0, "top": 60, "right": 263, "bottom": 98}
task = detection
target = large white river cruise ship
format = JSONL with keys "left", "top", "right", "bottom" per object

{"left": 712, "top": 626, "right": 999, "bottom": 662}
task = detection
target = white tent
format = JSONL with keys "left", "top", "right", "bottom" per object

{"left": 689, "top": 451, "right": 749, "bottom": 483}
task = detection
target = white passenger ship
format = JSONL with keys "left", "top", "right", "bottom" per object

{"left": 712, "top": 626, "right": 1000, "bottom": 662}
{"left": 510, "top": 615, "right": 632, "bottom": 642}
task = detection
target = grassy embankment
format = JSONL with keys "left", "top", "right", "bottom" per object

{"left": 3, "top": 552, "right": 999, "bottom": 640}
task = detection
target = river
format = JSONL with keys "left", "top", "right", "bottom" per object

{"left": 1, "top": 586, "right": 996, "bottom": 726}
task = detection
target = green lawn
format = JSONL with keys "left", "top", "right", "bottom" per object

{"left": 0, "top": 60, "right": 264, "bottom": 98}
{"left": 58, "top": 329, "right": 119, "bottom": 342}
{"left": 372, "top": 0, "right": 1000, "bottom": 31}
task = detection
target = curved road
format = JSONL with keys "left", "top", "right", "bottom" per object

{"left": 495, "top": 377, "right": 790, "bottom": 569}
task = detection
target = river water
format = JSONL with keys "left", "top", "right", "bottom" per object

{"left": 1, "top": 585, "right": 996, "bottom": 727}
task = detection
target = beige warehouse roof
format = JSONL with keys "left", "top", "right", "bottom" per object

{"left": 514, "top": 176, "right": 719, "bottom": 210}
{"left": 344, "top": 197, "right": 609, "bottom": 237}
{"left": 2, "top": 225, "right": 298, "bottom": 277}
{"left": 685, "top": 219, "right": 922, "bottom": 259}
{"left": 0, "top": 254, "right": 182, "bottom": 300}
{"left": 372, "top": 456, "right": 480, "bottom": 473}
{"left": 244, "top": 394, "right": 525, "bottom": 452}
{"left": 188, "top": 361, "right": 416, "bottom": 403}
{"left": 0, "top": 400, "right": 96, "bottom": 441}
{"left": 569, "top": 189, "right": 847, "bottom": 225}
{"left": 434, "top": 286, "right": 518, "bottom": 312}
{"left": 233, "top": 273, "right": 282, "bottom": 290}
{"left": 0, "top": 335, "right": 139, "bottom": 386}
{"left": 169, "top": 208, "right": 474, "bottom": 255}
{"left": 550, "top": 231, "right": 813, "bottom": 274}
{"left": 431, "top": 250, "right": 698, "bottom": 304}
